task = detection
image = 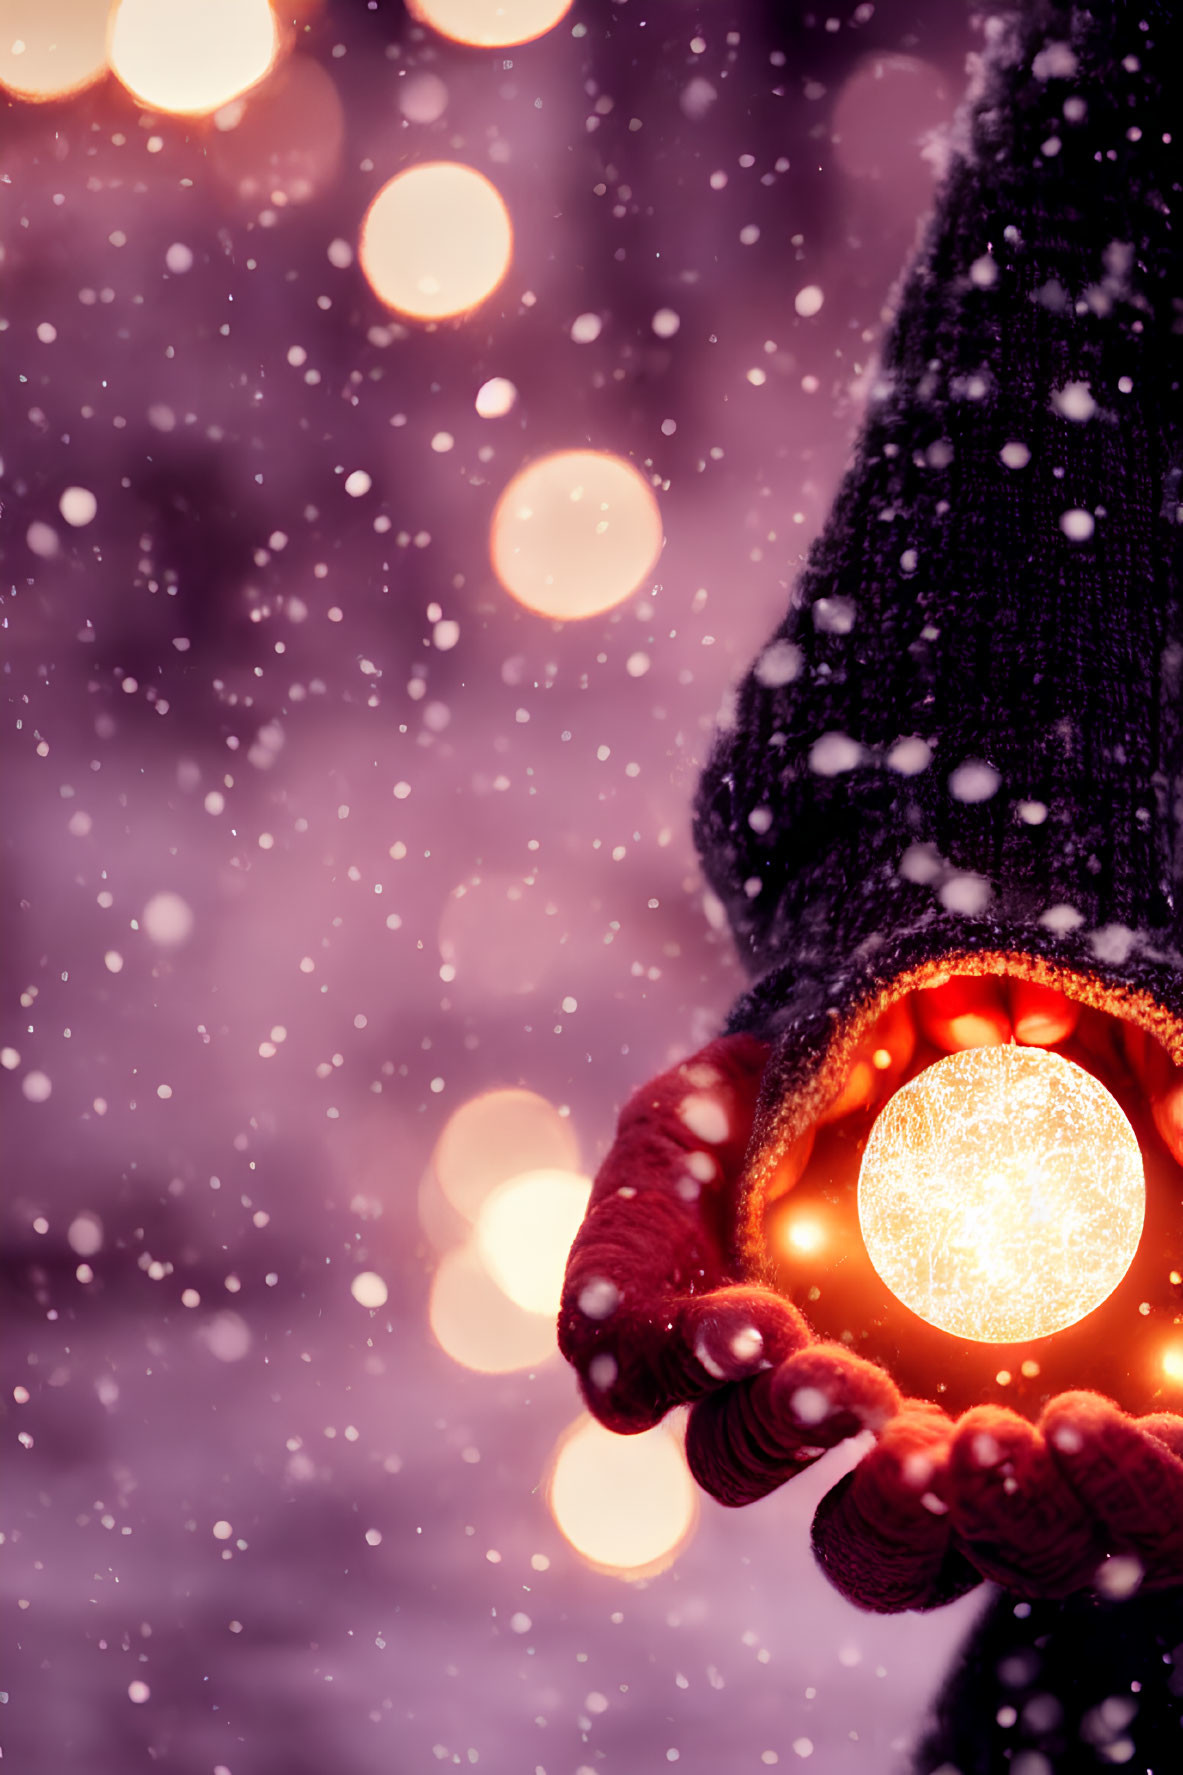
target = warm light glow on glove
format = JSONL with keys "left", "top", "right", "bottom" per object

{"left": 857, "top": 1046, "right": 1145, "bottom": 1344}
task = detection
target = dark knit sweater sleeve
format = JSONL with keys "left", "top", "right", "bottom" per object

{"left": 560, "top": 0, "right": 1183, "bottom": 1618}
{"left": 694, "top": 0, "right": 1183, "bottom": 1071}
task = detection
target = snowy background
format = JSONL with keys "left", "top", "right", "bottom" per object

{"left": 3, "top": 2, "right": 998, "bottom": 1770}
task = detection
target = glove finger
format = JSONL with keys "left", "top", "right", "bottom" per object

{"left": 559, "top": 1033, "right": 769, "bottom": 1432}
{"left": 677, "top": 1286, "right": 812, "bottom": 1386}
{"left": 562, "top": 1261, "right": 804, "bottom": 1435}
{"left": 1008, "top": 977, "right": 1081, "bottom": 1046}
{"left": 812, "top": 1399, "right": 981, "bottom": 1613}
{"left": 610, "top": 1284, "right": 811, "bottom": 1444}
{"left": 915, "top": 976, "right": 1010, "bottom": 1052}
{"left": 1042, "top": 1392, "right": 1183, "bottom": 1589}
{"left": 1140, "top": 1411, "right": 1183, "bottom": 1461}
{"left": 766, "top": 1342, "right": 900, "bottom": 1447}
{"left": 561, "top": 1188, "right": 714, "bottom": 1431}
{"left": 686, "top": 1342, "right": 899, "bottom": 1506}
{"left": 947, "top": 1405, "right": 1102, "bottom": 1597}
{"left": 686, "top": 1371, "right": 826, "bottom": 1507}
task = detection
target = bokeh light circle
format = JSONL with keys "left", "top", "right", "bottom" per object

{"left": 432, "top": 1088, "right": 579, "bottom": 1221}
{"left": 429, "top": 1244, "right": 558, "bottom": 1373}
{"left": 475, "top": 1168, "right": 592, "bottom": 1315}
{"left": 399, "top": 70, "right": 447, "bottom": 124}
{"left": 108, "top": 0, "right": 279, "bottom": 116}
{"left": 547, "top": 1415, "right": 698, "bottom": 1577}
{"left": 476, "top": 376, "right": 518, "bottom": 418}
{"left": 359, "top": 163, "right": 512, "bottom": 321}
{"left": 491, "top": 451, "right": 663, "bottom": 620}
{"left": 858, "top": 1046, "right": 1145, "bottom": 1343}
{"left": 350, "top": 1271, "right": 389, "bottom": 1309}
{"left": 60, "top": 486, "right": 99, "bottom": 527}
{"left": 407, "top": 0, "right": 572, "bottom": 46}
{"left": 141, "top": 891, "right": 194, "bottom": 946}
{"left": 0, "top": 0, "right": 112, "bottom": 102}
{"left": 831, "top": 53, "right": 950, "bottom": 185}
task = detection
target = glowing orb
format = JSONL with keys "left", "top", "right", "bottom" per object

{"left": 358, "top": 163, "right": 512, "bottom": 322}
{"left": 475, "top": 1167, "right": 592, "bottom": 1316}
{"left": 490, "top": 450, "right": 663, "bottom": 620}
{"left": 407, "top": 0, "right": 572, "bottom": 46}
{"left": 0, "top": 0, "right": 112, "bottom": 102}
{"left": 108, "top": 0, "right": 279, "bottom": 115}
{"left": 547, "top": 1415, "right": 698, "bottom": 1577}
{"left": 857, "top": 1046, "right": 1144, "bottom": 1344}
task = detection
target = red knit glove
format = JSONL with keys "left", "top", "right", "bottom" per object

{"left": 560, "top": 1036, "right": 1183, "bottom": 1614}
{"left": 684, "top": 1341, "right": 900, "bottom": 1502}
{"left": 811, "top": 1400, "right": 982, "bottom": 1612}
{"left": 558, "top": 1034, "right": 907, "bottom": 1513}
{"left": 815, "top": 1394, "right": 1183, "bottom": 1611}
{"left": 559, "top": 1035, "right": 817, "bottom": 1432}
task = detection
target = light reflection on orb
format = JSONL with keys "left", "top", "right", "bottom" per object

{"left": 490, "top": 450, "right": 663, "bottom": 620}
{"left": 108, "top": 0, "right": 279, "bottom": 116}
{"left": 429, "top": 1244, "right": 558, "bottom": 1373}
{"left": 358, "top": 163, "right": 512, "bottom": 322}
{"left": 475, "top": 1168, "right": 592, "bottom": 1316}
{"left": 858, "top": 1047, "right": 1145, "bottom": 1344}
{"left": 1163, "top": 1345, "right": 1183, "bottom": 1384}
{"left": 432, "top": 1087, "right": 579, "bottom": 1220}
{"left": 407, "top": 0, "right": 573, "bottom": 48}
{"left": 547, "top": 1415, "right": 698, "bottom": 1578}
{"left": 0, "top": 0, "right": 112, "bottom": 102}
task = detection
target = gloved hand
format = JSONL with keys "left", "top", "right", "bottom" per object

{"left": 559, "top": 977, "right": 1183, "bottom": 1612}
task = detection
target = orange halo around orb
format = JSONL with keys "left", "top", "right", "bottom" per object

{"left": 490, "top": 450, "right": 664, "bottom": 620}
{"left": 108, "top": 0, "right": 280, "bottom": 116}
{"left": 407, "top": 0, "right": 573, "bottom": 48}
{"left": 359, "top": 164, "right": 512, "bottom": 322}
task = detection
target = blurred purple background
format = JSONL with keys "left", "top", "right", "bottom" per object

{"left": 2, "top": 3, "right": 999, "bottom": 1769}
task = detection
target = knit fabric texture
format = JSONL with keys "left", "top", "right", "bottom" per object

{"left": 913, "top": 1576, "right": 1183, "bottom": 1770}
{"left": 559, "top": 0, "right": 1183, "bottom": 1614}
{"left": 694, "top": 0, "right": 1183, "bottom": 1227}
